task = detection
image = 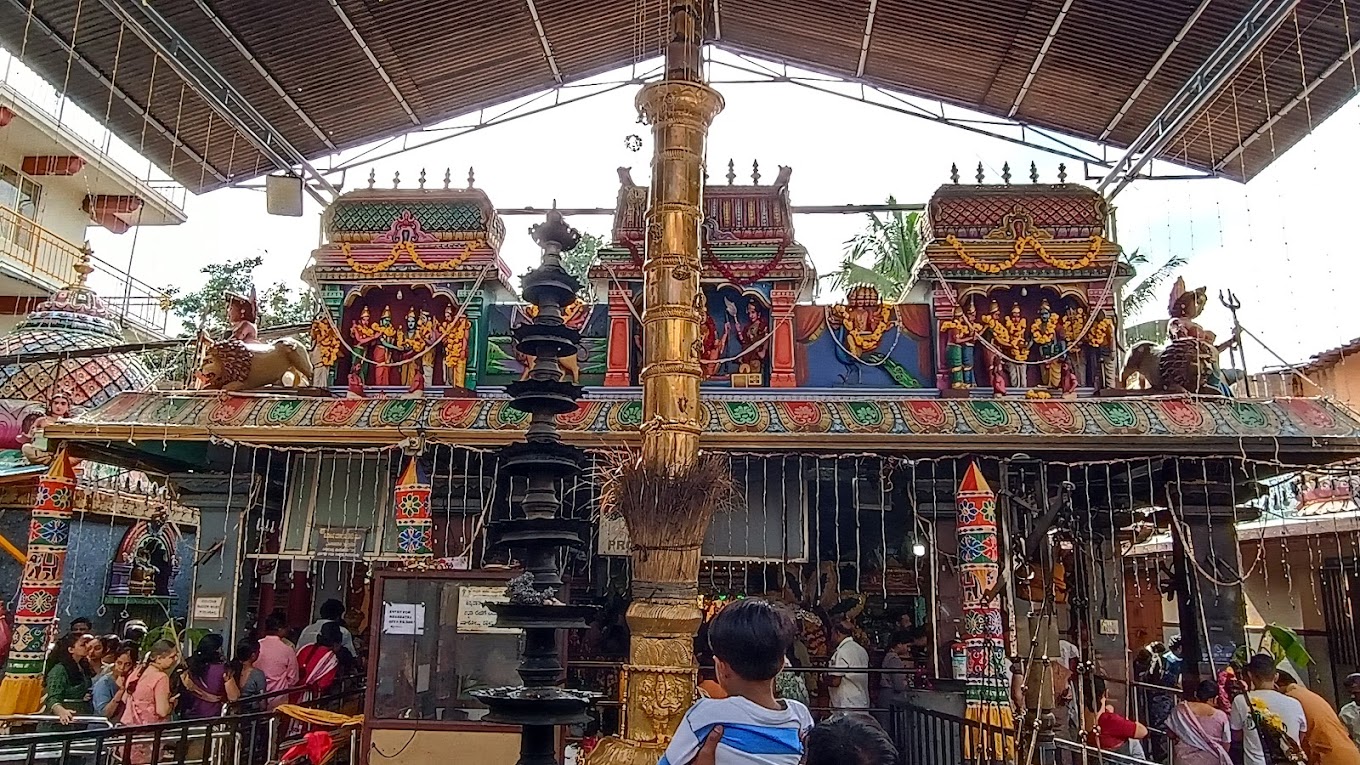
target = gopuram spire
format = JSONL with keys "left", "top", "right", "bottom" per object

{"left": 590, "top": 2, "right": 724, "bottom": 764}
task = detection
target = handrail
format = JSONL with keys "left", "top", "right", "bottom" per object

{"left": 0, "top": 204, "right": 170, "bottom": 335}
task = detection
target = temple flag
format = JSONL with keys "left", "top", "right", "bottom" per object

{"left": 394, "top": 456, "right": 433, "bottom": 558}
{"left": 955, "top": 461, "right": 1015, "bottom": 760}
{"left": 0, "top": 448, "right": 76, "bottom": 714}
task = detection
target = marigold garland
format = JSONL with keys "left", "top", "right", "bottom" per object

{"left": 409, "top": 240, "right": 481, "bottom": 271}
{"left": 341, "top": 241, "right": 400, "bottom": 274}
{"left": 946, "top": 234, "right": 1106, "bottom": 273}
{"left": 946, "top": 235, "right": 1020, "bottom": 274}
{"left": 1031, "top": 313, "right": 1059, "bottom": 345}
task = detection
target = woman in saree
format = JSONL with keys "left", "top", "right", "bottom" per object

{"left": 1167, "top": 680, "right": 1233, "bottom": 765}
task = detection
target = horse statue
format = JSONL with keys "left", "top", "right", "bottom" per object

{"left": 195, "top": 336, "right": 314, "bottom": 392}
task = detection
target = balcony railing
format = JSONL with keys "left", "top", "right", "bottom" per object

{"left": 0, "top": 204, "right": 171, "bottom": 337}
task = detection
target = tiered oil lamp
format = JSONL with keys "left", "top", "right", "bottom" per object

{"left": 471, "top": 210, "right": 598, "bottom": 765}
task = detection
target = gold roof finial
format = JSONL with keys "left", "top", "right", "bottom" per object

{"left": 74, "top": 243, "right": 94, "bottom": 285}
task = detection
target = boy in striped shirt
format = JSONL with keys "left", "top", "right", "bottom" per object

{"left": 659, "top": 599, "right": 813, "bottom": 765}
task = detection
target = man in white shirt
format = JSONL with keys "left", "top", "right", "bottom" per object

{"left": 1230, "top": 654, "right": 1307, "bottom": 765}
{"left": 826, "top": 617, "right": 870, "bottom": 715}
{"left": 297, "top": 598, "right": 357, "bottom": 656}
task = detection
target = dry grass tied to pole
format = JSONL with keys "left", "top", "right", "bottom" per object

{"left": 601, "top": 450, "right": 739, "bottom": 576}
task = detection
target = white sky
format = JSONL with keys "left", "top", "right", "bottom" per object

{"left": 6, "top": 49, "right": 1357, "bottom": 371}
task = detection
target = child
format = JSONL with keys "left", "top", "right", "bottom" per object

{"left": 659, "top": 598, "right": 812, "bottom": 765}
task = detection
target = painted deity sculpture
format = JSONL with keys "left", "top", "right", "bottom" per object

{"left": 1031, "top": 299, "right": 1063, "bottom": 388}
{"left": 828, "top": 286, "right": 901, "bottom": 384}
{"left": 1002, "top": 303, "right": 1030, "bottom": 387}
{"left": 698, "top": 291, "right": 728, "bottom": 380}
{"left": 372, "top": 307, "right": 398, "bottom": 387}
{"left": 348, "top": 306, "right": 378, "bottom": 385}
{"left": 225, "top": 289, "right": 259, "bottom": 344}
{"left": 941, "top": 299, "right": 981, "bottom": 388}
{"left": 308, "top": 314, "right": 341, "bottom": 386}
{"left": 441, "top": 304, "right": 472, "bottom": 388}
{"left": 1120, "top": 278, "right": 1238, "bottom": 395}
{"left": 1085, "top": 310, "right": 1117, "bottom": 391}
{"left": 733, "top": 300, "right": 769, "bottom": 376}
{"left": 1060, "top": 304, "right": 1088, "bottom": 382}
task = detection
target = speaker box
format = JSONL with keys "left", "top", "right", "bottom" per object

{"left": 266, "top": 174, "right": 304, "bottom": 217}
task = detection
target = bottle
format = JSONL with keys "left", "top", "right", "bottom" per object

{"left": 951, "top": 633, "right": 967, "bottom": 680}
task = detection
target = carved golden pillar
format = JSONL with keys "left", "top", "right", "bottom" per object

{"left": 589, "top": 3, "right": 722, "bottom": 765}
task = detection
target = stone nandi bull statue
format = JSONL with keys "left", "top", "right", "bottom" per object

{"left": 1119, "top": 277, "right": 1241, "bottom": 395}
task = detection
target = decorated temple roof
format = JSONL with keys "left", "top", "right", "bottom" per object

{"left": 309, "top": 177, "right": 516, "bottom": 296}
{"left": 0, "top": 262, "right": 152, "bottom": 409}
{"left": 594, "top": 165, "right": 813, "bottom": 289}
{"left": 918, "top": 180, "right": 1132, "bottom": 283}
{"left": 46, "top": 390, "right": 1360, "bottom": 464}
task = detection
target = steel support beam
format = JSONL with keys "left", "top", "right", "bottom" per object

{"left": 1009, "top": 0, "right": 1076, "bottom": 117}
{"left": 1100, "top": 0, "right": 1214, "bottom": 139}
{"left": 710, "top": 53, "right": 1111, "bottom": 168}
{"left": 855, "top": 0, "right": 879, "bottom": 77}
{"left": 324, "top": 0, "right": 420, "bottom": 125}
{"left": 1096, "top": 0, "right": 1299, "bottom": 199}
{"left": 524, "top": 0, "right": 563, "bottom": 85}
{"left": 1214, "top": 34, "right": 1360, "bottom": 171}
{"left": 96, "top": 0, "right": 338, "bottom": 204}
{"left": 188, "top": 0, "right": 336, "bottom": 150}
{"left": 1, "top": 0, "right": 227, "bottom": 183}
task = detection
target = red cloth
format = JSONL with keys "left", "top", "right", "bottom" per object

{"left": 280, "top": 731, "right": 333, "bottom": 764}
{"left": 1090, "top": 711, "right": 1139, "bottom": 751}
{"left": 297, "top": 645, "right": 339, "bottom": 696}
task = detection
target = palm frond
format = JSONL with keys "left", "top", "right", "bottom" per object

{"left": 829, "top": 197, "right": 921, "bottom": 301}
{"left": 1121, "top": 253, "right": 1187, "bottom": 317}
{"left": 829, "top": 262, "right": 901, "bottom": 296}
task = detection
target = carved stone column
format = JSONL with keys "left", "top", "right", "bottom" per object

{"left": 589, "top": 2, "right": 722, "bottom": 764}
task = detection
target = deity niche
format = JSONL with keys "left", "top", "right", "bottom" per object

{"left": 818, "top": 286, "right": 926, "bottom": 387}
{"left": 698, "top": 286, "right": 770, "bottom": 386}
{"left": 337, "top": 286, "right": 467, "bottom": 391}
{"left": 972, "top": 287, "right": 1103, "bottom": 391}
{"left": 107, "top": 512, "right": 182, "bottom": 598}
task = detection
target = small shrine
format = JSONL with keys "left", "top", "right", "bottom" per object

{"left": 917, "top": 164, "right": 1131, "bottom": 396}
{"left": 591, "top": 163, "right": 816, "bottom": 388}
{"left": 306, "top": 169, "right": 518, "bottom": 396}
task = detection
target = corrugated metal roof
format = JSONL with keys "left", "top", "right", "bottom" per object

{"left": 2, "top": 0, "right": 1355, "bottom": 194}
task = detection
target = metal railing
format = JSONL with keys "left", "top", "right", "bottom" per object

{"left": 897, "top": 703, "right": 1160, "bottom": 765}
{"left": 0, "top": 684, "right": 364, "bottom": 765}
{"left": 0, "top": 205, "right": 171, "bottom": 336}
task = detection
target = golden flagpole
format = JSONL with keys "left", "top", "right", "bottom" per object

{"left": 590, "top": 2, "right": 723, "bottom": 763}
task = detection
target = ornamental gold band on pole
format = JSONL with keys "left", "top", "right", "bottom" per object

{"left": 589, "top": 2, "right": 726, "bottom": 765}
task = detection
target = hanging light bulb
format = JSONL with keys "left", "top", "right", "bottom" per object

{"left": 912, "top": 540, "right": 927, "bottom": 558}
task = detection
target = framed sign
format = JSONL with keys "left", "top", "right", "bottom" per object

{"left": 456, "top": 585, "right": 519, "bottom": 634}
{"left": 314, "top": 527, "right": 368, "bottom": 560}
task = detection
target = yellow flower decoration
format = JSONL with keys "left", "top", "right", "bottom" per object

{"left": 1031, "top": 313, "right": 1059, "bottom": 345}
{"left": 409, "top": 240, "right": 482, "bottom": 272}
{"left": 342, "top": 241, "right": 401, "bottom": 274}
{"left": 1035, "top": 235, "right": 1104, "bottom": 271}
{"left": 946, "top": 235, "right": 1021, "bottom": 274}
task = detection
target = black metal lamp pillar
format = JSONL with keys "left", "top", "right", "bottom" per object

{"left": 472, "top": 210, "right": 599, "bottom": 765}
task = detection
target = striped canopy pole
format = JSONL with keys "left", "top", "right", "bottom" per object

{"left": 956, "top": 461, "right": 1014, "bottom": 760}
{"left": 0, "top": 448, "right": 76, "bottom": 714}
{"left": 394, "top": 456, "right": 433, "bottom": 558}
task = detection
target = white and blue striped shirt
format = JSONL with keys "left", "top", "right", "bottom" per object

{"left": 658, "top": 696, "right": 814, "bottom": 765}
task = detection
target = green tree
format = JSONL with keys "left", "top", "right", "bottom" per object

{"left": 560, "top": 232, "right": 603, "bottom": 294}
{"left": 827, "top": 197, "right": 922, "bottom": 303}
{"left": 1120, "top": 249, "right": 1185, "bottom": 345}
{"left": 166, "top": 255, "right": 317, "bottom": 335}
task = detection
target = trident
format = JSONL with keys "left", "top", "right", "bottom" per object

{"left": 1218, "top": 289, "right": 1250, "bottom": 397}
